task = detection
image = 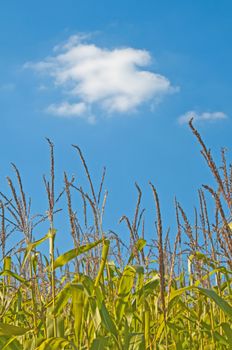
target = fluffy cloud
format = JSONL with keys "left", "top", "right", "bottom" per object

{"left": 178, "top": 111, "right": 228, "bottom": 125}
{"left": 25, "top": 34, "right": 176, "bottom": 122}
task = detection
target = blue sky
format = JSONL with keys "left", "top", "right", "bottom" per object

{"left": 0, "top": 1, "right": 231, "bottom": 249}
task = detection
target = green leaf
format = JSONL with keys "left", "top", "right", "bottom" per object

{"left": 94, "top": 239, "right": 110, "bottom": 287}
{"left": 90, "top": 336, "right": 110, "bottom": 349}
{"left": 221, "top": 322, "right": 232, "bottom": 347}
{"left": 98, "top": 299, "right": 118, "bottom": 337}
{"left": 21, "top": 231, "right": 51, "bottom": 269}
{"left": 71, "top": 283, "right": 85, "bottom": 347}
{"left": 57, "top": 316, "right": 65, "bottom": 339}
{"left": 128, "top": 333, "right": 145, "bottom": 350}
{"left": 0, "top": 270, "right": 30, "bottom": 286}
{"left": 45, "top": 282, "right": 72, "bottom": 316}
{"left": 95, "top": 289, "right": 120, "bottom": 347}
{"left": 0, "top": 336, "right": 22, "bottom": 350}
{"left": 115, "top": 265, "right": 136, "bottom": 324}
{"left": 35, "top": 337, "right": 74, "bottom": 350}
{"left": 141, "top": 276, "right": 159, "bottom": 298}
{"left": 144, "top": 300, "right": 150, "bottom": 348}
{"left": 53, "top": 239, "right": 103, "bottom": 269}
{"left": 128, "top": 239, "right": 146, "bottom": 264}
{"left": 197, "top": 287, "right": 232, "bottom": 320}
{"left": 0, "top": 322, "right": 29, "bottom": 336}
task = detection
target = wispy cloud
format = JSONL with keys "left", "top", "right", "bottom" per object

{"left": 25, "top": 34, "right": 177, "bottom": 122}
{"left": 178, "top": 111, "right": 228, "bottom": 125}
{"left": 47, "top": 101, "right": 87, "bottom": 116}
{"left": 46, "top": 101, "right": 96, "bottom": 124}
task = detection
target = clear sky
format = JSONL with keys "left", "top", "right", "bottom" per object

{"left": 0, "top": 1, "right": 231, "bottom": 248}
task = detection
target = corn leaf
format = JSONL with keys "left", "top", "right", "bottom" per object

{"left": 35, "top": 337, "right": 75, "bottom": 350}
{"left": 116, "top": 265, "right": 136, "bottom": 324}
{"left": 53, "top": 239, "right": 103, "bottom": 269}
{"left": 0, "top": 322, "right": 29, "bottom": 336}
{"left": 197, "top": 287, "right": 232, "bottom": 319}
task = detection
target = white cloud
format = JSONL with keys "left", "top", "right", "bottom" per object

{"left": 53, "top": 33, "right": 92, "bottom": 52}
{"left": 46, "top": 101, "right": 87, "bottom": 117}
{"left": 178, "top": 111, "right": 228, "bottom": 125}
{"left": 25, "top": 34, "right": 176, "bottom": 122}
{"left": 46, "top": 101, "right": 97, "bottom": 124}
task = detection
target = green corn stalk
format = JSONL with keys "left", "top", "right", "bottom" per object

{"left": 48, "top": 228, "right": 57, "bottom": 338}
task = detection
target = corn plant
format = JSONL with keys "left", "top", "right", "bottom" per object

{"left": 0, "top": 120, "right": 231, "bottom": 349}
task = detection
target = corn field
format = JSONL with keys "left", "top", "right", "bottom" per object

{"left": 0, "top": 120, "right": 232, "bottom": 349}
